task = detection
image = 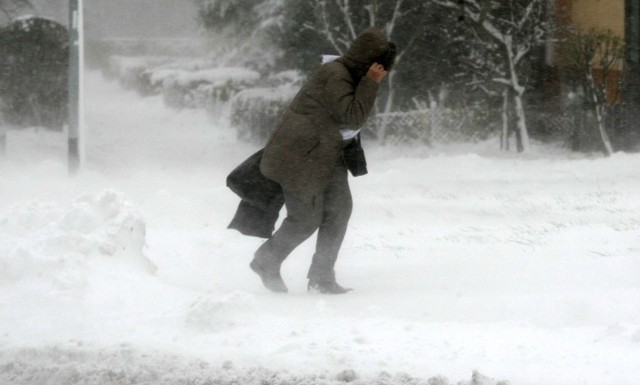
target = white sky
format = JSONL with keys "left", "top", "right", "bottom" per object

{"left": 23, "top": 0, "right": 201, "bottom": 39}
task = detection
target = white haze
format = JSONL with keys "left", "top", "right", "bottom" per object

{"left": 0, "top": 72, "right": 639, "bottom": 385}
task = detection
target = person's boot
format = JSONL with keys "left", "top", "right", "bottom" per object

{"left": 250, "top": 259, "right": 288, "bottom": 293}
{"left": 307, "top": 280, "right": 353, "bottom": 294}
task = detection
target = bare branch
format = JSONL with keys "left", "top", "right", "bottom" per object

{"left": 335, "top": 0, "right": 358, "bottom": 40}
{"left": 492, "top": 77, "right": 512, "bottom": 87}
{"left": 384, "top": 0, "right": 404, "bottom": 38}
{"left": 477, "top": 0, "right": 492, "bottom": 24}
{"left": 312, "top": 0, "right": 346, "bottom": 54}
{"left": 517, "top": 0, "right": 538, "bottom": 30}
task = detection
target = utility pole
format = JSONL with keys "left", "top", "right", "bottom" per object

{"left": 68, "top": 0, "right": 82, "bottom": 174}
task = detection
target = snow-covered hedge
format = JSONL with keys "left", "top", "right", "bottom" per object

{"left": 104, "top": 56, "right": 262, "bottom": 113}
{"left": 104, "top": 56, "right": 175, "bottom": 95}
{"left": 154, "top": 67, "right": 260, "bottom": 111}
{"left": 230, "top": 84, "right": 298, "bottom": 142}
{"left": 226, "top": 70, "right": 310, "bottom": 141}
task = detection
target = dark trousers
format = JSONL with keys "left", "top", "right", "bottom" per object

{"left": 254, "top": 160, "right": 352, "bottom": 283}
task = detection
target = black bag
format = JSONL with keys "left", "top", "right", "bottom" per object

{"left": 226, "top": 149, "right": 284, "bottom": 238}
{"left": 343, "top": 134, "right": 368, "bottom": 177}
{"left": 226, "top": 149, "right": 283, "bottom": 211}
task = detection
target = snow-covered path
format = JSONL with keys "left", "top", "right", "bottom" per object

{"left": 1, "top": 72, "right": 639, "bottom": 385}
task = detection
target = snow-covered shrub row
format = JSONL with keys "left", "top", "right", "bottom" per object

{"left": 104, "top": 55, "right": 265, "bottom": 113}
{"left": 104, "top": 56, "right": 223, "bottom": 96}
{"left": 0, "top": 346, "right": 509, "bottom": 385}
{"left": 104, "top": 56, "right": 177, "bottom": 96}
{"left": 155, "top": 67, "right": 261, "bottom": 111}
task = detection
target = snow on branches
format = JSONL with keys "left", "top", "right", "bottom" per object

{"left": 435, "top": 0, "right": 548, "bottom": 152}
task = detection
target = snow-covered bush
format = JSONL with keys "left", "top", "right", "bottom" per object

{"left": 155, "top": 67, "right": 260, "bottom": 113}
{"left": 230, "top": 83, "right": 298, "bottom": 142}
{"left": 104, "top": 56, "right": 175, "bottom": 96}
{"left": 0, "top": 16, "right": 68, "bottom": 130}
{"left": 104, "top": 56, "right": 261, "bottom": 113}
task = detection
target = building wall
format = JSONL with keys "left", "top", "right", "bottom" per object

{"left": 569, "top": 0, "right": 625, "bottom": 37}
{"left": 550, "top": 0, "right": 626, "bottom": 105}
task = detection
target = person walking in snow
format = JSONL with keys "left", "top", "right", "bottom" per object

{"left": 249, "top": 27, "right": 396, "bottom": 294}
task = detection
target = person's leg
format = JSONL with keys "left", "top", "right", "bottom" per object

{"left": 307, "top": 161, "right": 352, "bottom": 290}
{"left": 251, "top": 190, "right": 323, "bottom": 292}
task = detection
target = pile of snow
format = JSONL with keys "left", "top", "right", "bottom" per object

{"left": 0, "top": 189, "right": 155, "bottom": 292}
{"left": 185, "top": 291, "right": 257, "bottom": 333}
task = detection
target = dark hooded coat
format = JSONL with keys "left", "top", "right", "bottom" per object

{"left": 228, "top": 27, "right": 391, "bottom": 237}
{"left": 259, "top": 27, "right": 390, "bottom": 203}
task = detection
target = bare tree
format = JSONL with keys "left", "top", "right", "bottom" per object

{"left": 562, "top": 28, "right": 624, "bottom": 156}
{"left": 194, "top": 0, "right": 284, "bottom": 72}
{"left": 435, "top": 0, "right": 547, "bottom": 152}
{"left": 302, "top": 0, "right": 419, "bottom": 118}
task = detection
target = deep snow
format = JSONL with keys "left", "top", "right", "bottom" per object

{"left": 1, "top": 72, "right": 639, "bottom": 385}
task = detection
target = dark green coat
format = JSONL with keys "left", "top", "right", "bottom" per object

{"left": 260, "top": 27, "right": 390, "bottom": 203}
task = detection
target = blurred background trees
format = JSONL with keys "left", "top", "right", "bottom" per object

{"left": 0, "top": 0, "right": 68, "bottom": 131}
{"left": 194, "top": 0, "right": 553, "bottom": 148}
{"left": 1, "top": 0, "right": 637, "bottom": 154}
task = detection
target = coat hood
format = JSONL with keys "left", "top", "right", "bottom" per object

{"left": 342, "top": 27, "right": 390, "bottom": 70}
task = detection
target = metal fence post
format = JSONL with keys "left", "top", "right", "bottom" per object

{"left": 68, "top": 0, "right": 81, "bottom": 174}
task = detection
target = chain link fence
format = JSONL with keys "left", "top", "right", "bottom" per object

{"left": 363, "top": 108, "right": 492, "bottom": 145}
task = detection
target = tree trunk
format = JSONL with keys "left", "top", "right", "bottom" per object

{"left": 501, "top": 89, "right": 509, "bottom": 151}
{"left": 512, "top": 92, "right": 530, "bottom": 152}
{"left": 596, "top": 109, "right": 614, "bottom": 156}
{"left": 587, "top": 72, "right": 614, "bottom": 156}
{"left": 501, "top": 36, "right": 530, "bottom": 152}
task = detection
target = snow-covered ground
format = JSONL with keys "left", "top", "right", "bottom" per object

{"left": 1, "top": 72, "right": 639, "bottom": 385}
